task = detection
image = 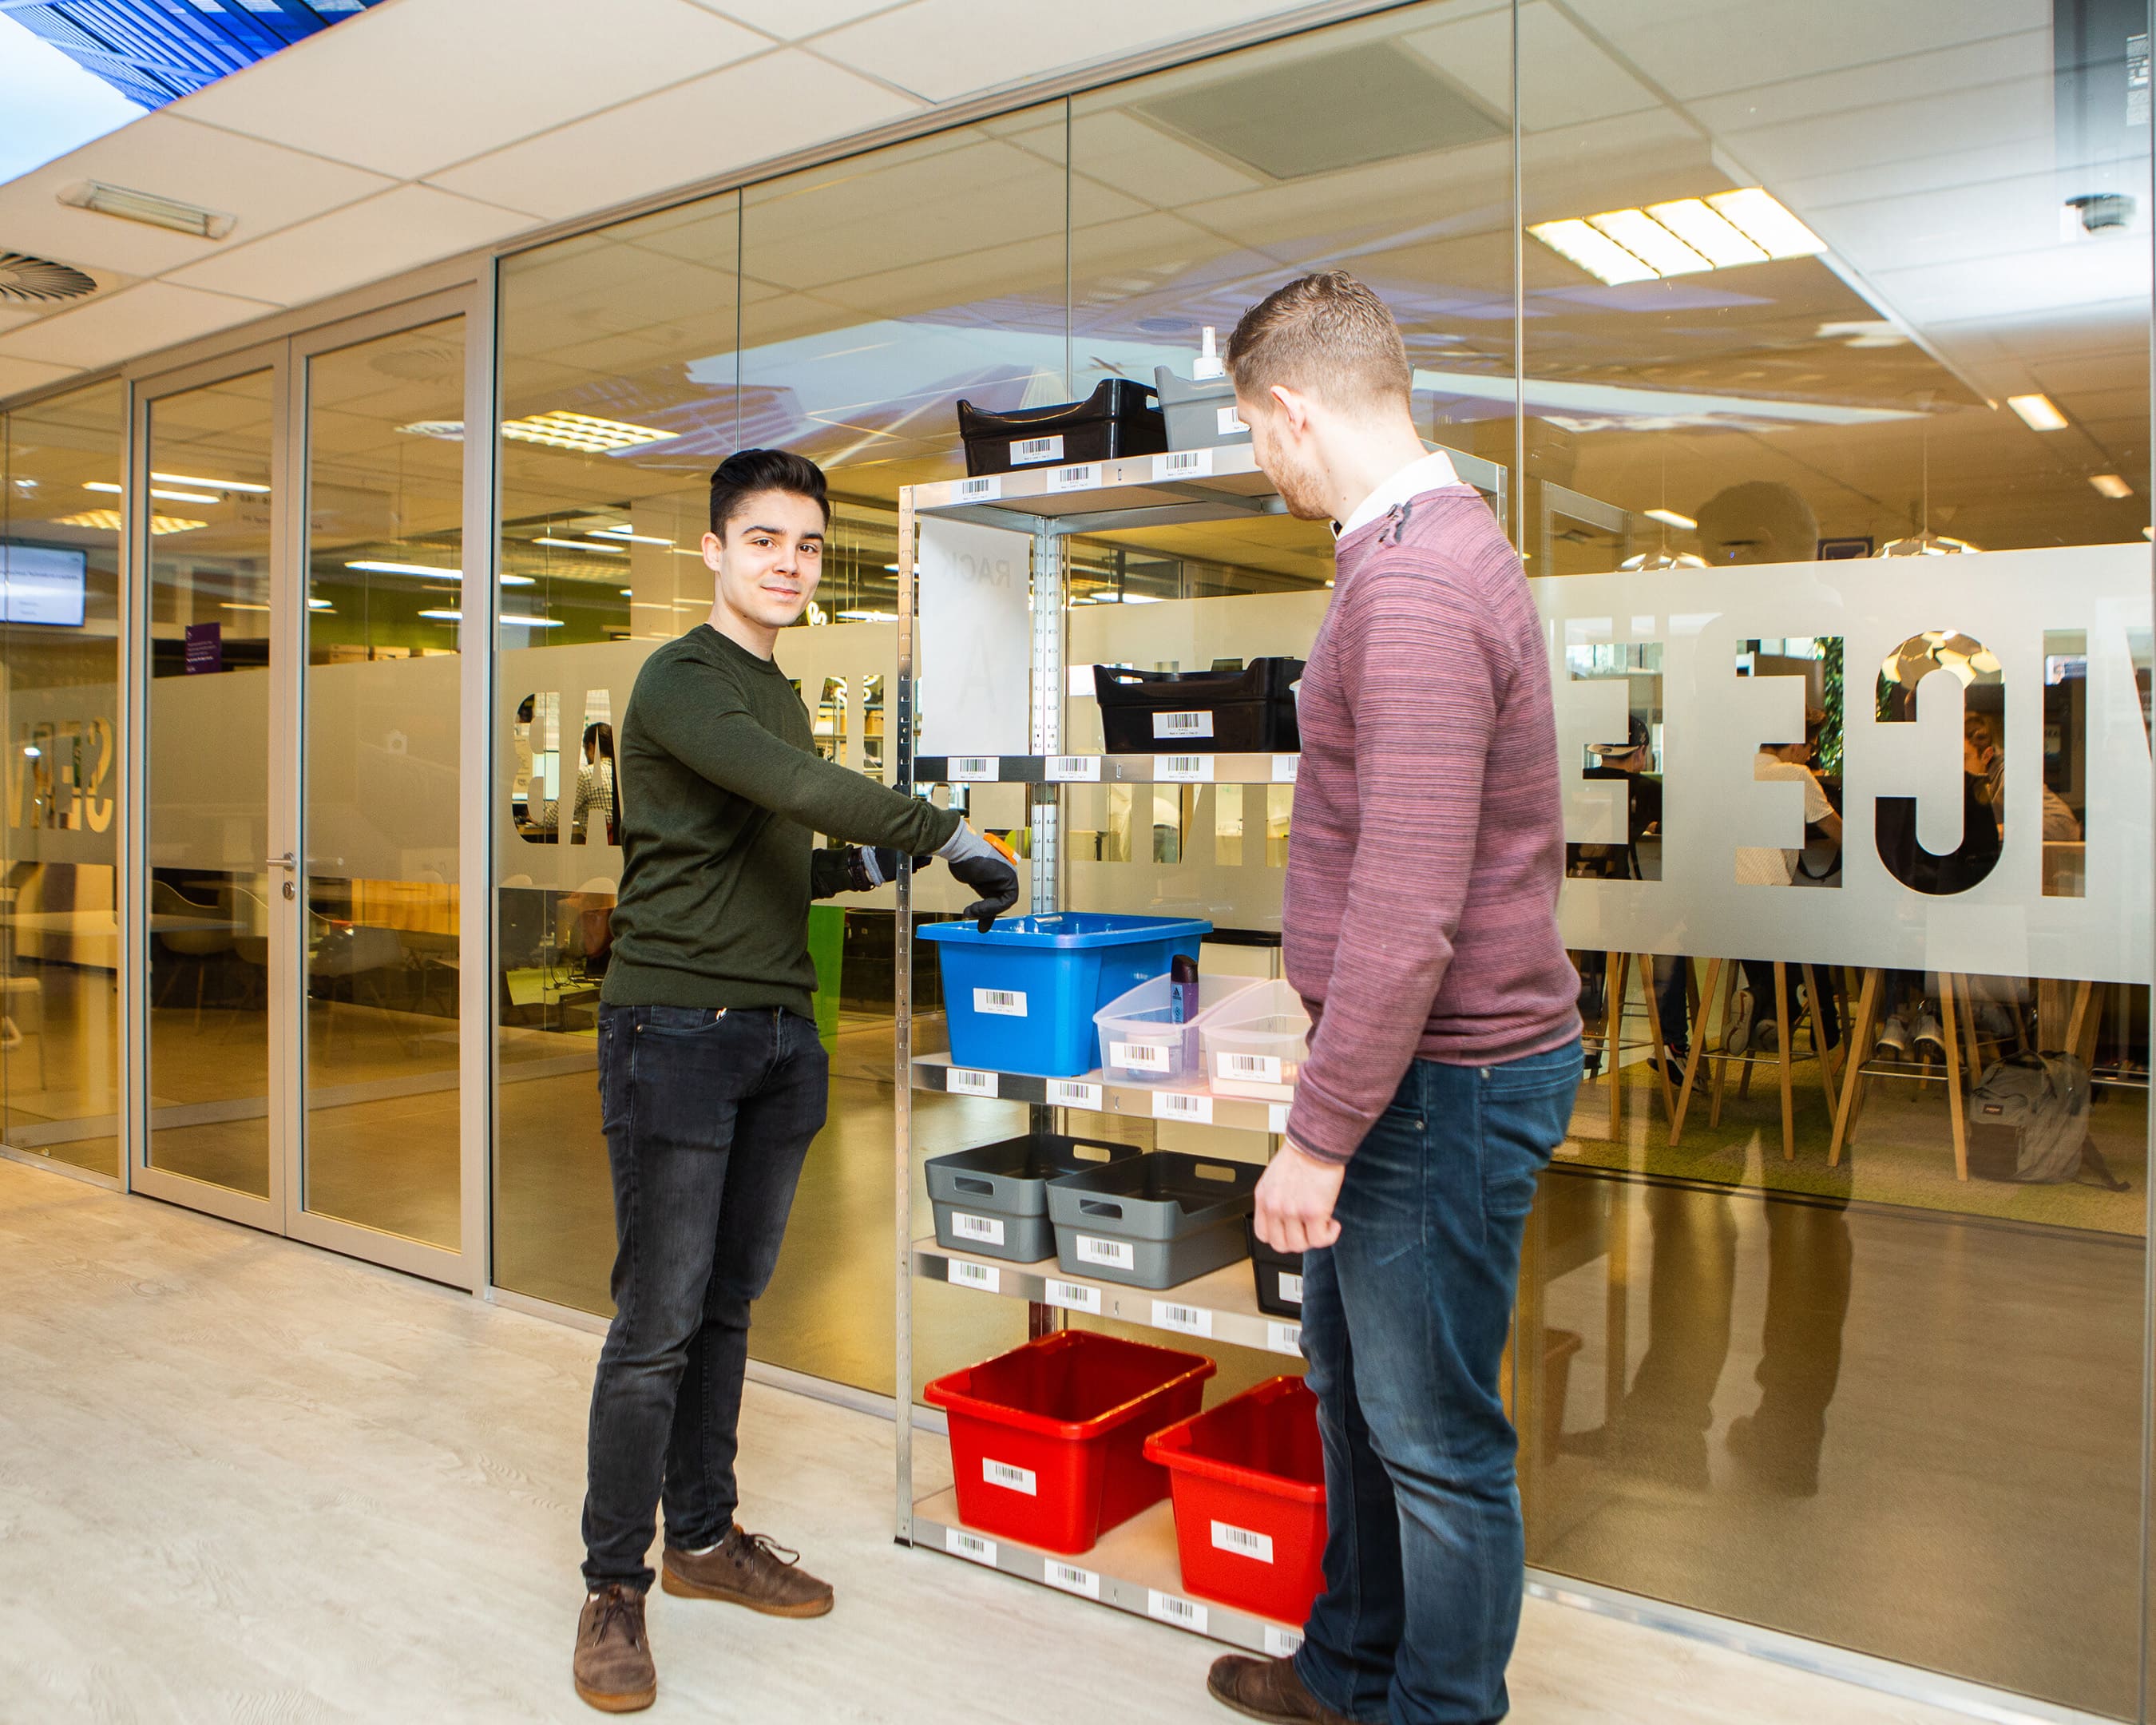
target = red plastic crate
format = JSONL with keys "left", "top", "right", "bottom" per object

{"left": 925, "top": 1330, "right": 1216, "bottom": 1555}
{"left": 1145, "top": 1375, "right": 1326, "bottom": 1624}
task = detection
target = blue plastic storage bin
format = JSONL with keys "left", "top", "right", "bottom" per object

{"left": 921, "top": 912, "right": 1212, "bottom": 1078}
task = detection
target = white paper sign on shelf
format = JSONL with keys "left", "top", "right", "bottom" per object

{"left": 1044, "top": 1559, "right": 1101, "bottom": 1600}
{"left": 946, "top": 1526, "right": 998, "bottom": 1566}
{"left": 1154, "top": 710, "right": 1215, "bottom": 740}
{"left": 1148, "top": 1589, "right": 1210, "bottom": 1632}
{"left": 1112, "top": 1041, "right": 1171, "bottom": 1074}
{"left": 1223, "top": 1053, "right": 1282, "bottom": 1085}
{"left": 1153, "top": 1299, "right": 1213, "bottom": 1338}
{"left": 1156, "top": 755, "right": 1215, "bottom": 783}
{"left": 948, "top": 1259, "right": 1000, "bottom": 1294}
{"left": 952, "top": 474, "right": 1003, "bottom": 503}
{"left": 1267, "top": 1321, "right": 1302, "bottom": 1356}
{"left": 946, "top": 1068, "right": 998, "bottom": 1098}
{"left": 1211, "top": 1521, "right": 1274, "bottom": 1564}
{"left": 1154, "top": 1090, "right": 1213, "bottom": 1124}
{"left": 949, "top": 1211, "right": 1005, "bottom": 1247}
{"left": 1044, "top": 1278, "right": 1103, "bottom": 1315}
{"left": 1010, "top": 434, "right": 1063, "bottom": 466}
{"left": 973, "top": 987, "right": 1027, "bottom": 1017}
{"left": 1047, "top": 755, "right": 1101, "bottom": 782}
{"left": 1278, "top": 1274, "right": 1304, "bottom": 1305}
{"left": 983, "top": 1457, "right": 1037, "bottom": 1495}
{"left": 1047, "top": 1079, "right": 1103, "bottom": 1111}
{"left": 1047, "top": 462, "right": 1100, "bottom": 494}
{"left": 1271, "top": 754, "right": 1300, "bottom": 783}
{"left": 1265, "top": 1626, "right": 1304, "bottom": 1659}
{"left": 945, "top": 755, "right": 999, "bottom": 781}
{"left": 1074, "top": 1235, "right": 1134, "bottom": 1271}
{"left": 1217, "top": 406, "right": 1250, "bottom": 436}
{"left": 1152, "top": 449, "right": 1215, "bottom": 482}
{"left": 918, "top": 515, "right": 1031, "bottom": 757}
{"left": 1268, "top": 1103, "right": 1291, "bottom": 1134}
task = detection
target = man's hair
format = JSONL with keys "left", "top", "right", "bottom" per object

{"left": 1224, "top": 271, "right": 1413, "bottom": 410}
{"left": 709, "top": 447, "right": 830, "bottom": 538}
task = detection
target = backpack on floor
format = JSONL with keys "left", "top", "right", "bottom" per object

{"left": 1966, "top": 1053, "right": 2124, "bottom": 1188}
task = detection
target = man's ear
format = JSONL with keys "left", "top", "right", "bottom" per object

{"left": 1269, "top": 383, "right": 1314, "bottom": 438}
{"left": 702, "top": 529, "right": 723, "bottom": 573}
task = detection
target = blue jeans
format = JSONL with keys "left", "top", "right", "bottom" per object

{"left": 1294, "top": 1041, "right": 1583, "bottom": 1725}
{"left": 581, "top": 1003, "right": 828, "bottom": 1591}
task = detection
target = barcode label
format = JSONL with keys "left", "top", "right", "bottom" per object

{"left": 1154, "top": 710, "right": 1215, "bottom": 739}
{"left": 1010, "top": 434, "right": 1064, "bottom": 466}
{"left": 1265, "top": 1626, "right": 1304, "bottom": 1658}
{"left": 1271, "top": 754, "right": 1299, "bottom": 783}
{"left": 1212, "top": 1521, "right": 1274, "bottom": 1564}
{"left": 1044, "top": 1278, "right": 1103, "bottom": 1315}
{"left": 1223, "top": 1053, "right": 1282, "bottom": 1084}
{"left": 947, "top": 756, "right": 998, "bottom": 781}
{"left": 949, "top": 1258, "right": 1000, "bottom": 1293}
{"left": 973, "top": 987, "right": 1027, "bottom": 1017}
{"left": 1112, "top": 1041, "right": 1172, "bottom": 1074}
{"left": 1154, "top": 1091, "right": 1213, "bottom": 1124}
{"left": 1269, "top": 1103, "right": 1291, "bottom": 1134}
{"left": 983, "top": 1457, "right": 1037, "bottom": 1495}
{"left": 1152, "top": 1299, "right": 1212, "bottom": 1338}
{"left": 1074, "top": 1235, "right": 1134, "bottom": 1271}
{"left": 1044, "top": 1559, "right": 1100, "bottom": 1599}
{"left": 945, "top": 1526, "right": 997, "bottom": 1566}
{"left": 1152, "top": 450, "right": 1214, "bottom": 481}
{"left": 1147, "top": 1589, "right": 1210, "bottom": 1632}
{"left": 955, "top": 474, "right": 1003, "bottom": 503}
{"left": 1217, "top": 405, "right": 1249, "bottom": 435}
{"left": 1267, "top": 1320, "right": 1302, "bottom": 1354}
{"left": 1046, "top": 755, "right": 1100, "bottom": 782}
{"left": 1278, "top": 1273, "right": 1304, "bottom": 1305}
{"left": 1156, "top": 755, "right": 1214, "bottom": 782}
{"left": 947, "top": 1067, "right": 998, "bottom": 1098}
{"left": 1047, "top": 462, "right": 1100, "bottom": 494}
{"left": 950, "top": 1211, "right": 1005, "bottom": 1246}
{"left": 1047, "top": 1079, "right": 1103, "bottom": 1111}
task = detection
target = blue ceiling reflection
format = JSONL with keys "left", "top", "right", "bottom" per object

{"left": 10, "top": 0, "right": 390, "bottom": 109}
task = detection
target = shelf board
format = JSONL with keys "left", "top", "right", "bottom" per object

{"left": 909, "top": 1488, "right": 1305, "bottom": 1658}
{"left": 914, "top": 1237, "right": 1303, "bottom": 1360}
{"left": 916, "top": 752, "right": 1298, "bottom": 786}
{"left": 913, "top": 1053, "right": 1290, "bottom": 1136}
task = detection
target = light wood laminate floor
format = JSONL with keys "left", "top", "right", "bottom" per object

{"left": 0, "top": 1159, "right": 1987, "bottom": 1725}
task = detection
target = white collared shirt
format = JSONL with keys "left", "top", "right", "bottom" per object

{"left": 1335, "top": 449, "right": 1464, "bottom": 540}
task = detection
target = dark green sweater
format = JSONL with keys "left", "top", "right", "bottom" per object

{"left": 601, "top": 625, "right": 961, "bottom": 1016}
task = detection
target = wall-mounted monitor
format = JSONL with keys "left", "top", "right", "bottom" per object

{"left": 0, "top": 542, "right": 88, "bottom": 627}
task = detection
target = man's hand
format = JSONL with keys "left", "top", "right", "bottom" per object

{"left": 1254, "top": 1139, "right": 1346, "bottom": 1254}
{"left": 937, "top": 821, "right": 1021, "bottom": 930}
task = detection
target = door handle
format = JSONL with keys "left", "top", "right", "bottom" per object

{"left": 267, "top": 852, "right": 295, "bottom": 870}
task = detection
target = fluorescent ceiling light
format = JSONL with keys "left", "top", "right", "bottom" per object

{"left": 837, "top": 610, "right": 897, "bottom": 622}
{"left": 2091, "top": 473, "right": 2134, "bottom": 498}
{"left": 221, "top": 601, "right": 269, "bottom": 612}
{"left": 396, "top": 421, "right": 466, "bottom": 441}
{"left": 502, "top": 614, "right": 565, "bottom": 628}
{"left": 1122, "top": 594, "right": 1164, "bottom": 605}
{"left": 1644, "top": 507, "right": 1696, "bottom": 529}
{"left": 1705, "top": 188, "right": 1825, "bottom": 258}
{"left": 588, "top": 525, "right": 674, "bottom": 545}
{"left": 500, "top": 411, "right": 672, "bottom": 454}
{"left": 153, "top": 470, "right": 268, "bottom": 494}
{"left": 58, "top": 179, "right": 236, "bottom": 240}
{"left": 83, "top": 481, "right": 218, "bottom": 503}
{"left": 57, "top": 509, "right": 202, "bottom": 534}
{"left": 1589, "top": 208, "right": 1710, "bottom": 276}
{"left": 1527, "top": 218, "right": 1657, "bottom": 286}
{"left": 1643, "top": 199, "right": 1767, "bottom": 267}
{"left": 620, "top": 588, "right": 635, "bottom": 597}
{"left": 2007, "top": 394, "right": 2069, "bottom": 430}
{"left": 347, "top": 559, "right": 460, "bottom": 578}
{"left": 307, "top": 597, "right": 333, "bottom": 611}
{"left": 1532, "top": 188, "right": 1822, "bottom": 286}
{"left": 533, "top": 536, "right": 628, "bottom": 554}
{"left": 418, "top": 609, "right": 461, "bottom": 621}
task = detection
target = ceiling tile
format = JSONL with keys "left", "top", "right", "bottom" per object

{"left": 428, "top": 51, "right": 921, "bottom": 224}
{"left": 1403, "top": 2, "right": 1657, "bottom": 133}
{"left": 812, "top": 0, "right": 1316, "bottom": 102}
{"left": 0, "top": 119, "right": 393, "bottom": 284}
{"left": 173, "top": 0, "right": 771, "bottom": 181}
{"left": 163, "top": 184, "right": 539, "bottom": 307}
{"left": 0, "top": 282, "right": 278, "bottom": 372}
{"left": 693, "top": 0, "right": 906, "bottom": 34}
{"left": 0, "top": 356, "right": 78, "bottom": 401}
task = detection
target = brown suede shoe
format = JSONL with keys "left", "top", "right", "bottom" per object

{"left": 1207, "top": 1654, "right": 1353, "bottom": 1725}
{"left": 573, "top": 1584, "right": 656, "bottom": 1714}
{"left": 660, "top": 1523, "right": 834, "bottom": 1617}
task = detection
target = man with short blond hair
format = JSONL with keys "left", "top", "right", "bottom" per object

{"left": 1208, "top": 271, "right": 1582, "bottom": 1725}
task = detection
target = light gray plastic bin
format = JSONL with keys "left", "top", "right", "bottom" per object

{"left": 1046, "top": 1150, "right": 1258, "bottom": 1289}
{"left": 926, "top": 1134, "right": 1137, "bottom": 1263}
{"left": 1155, "top": 366, "right": 1251, "bottom": 453}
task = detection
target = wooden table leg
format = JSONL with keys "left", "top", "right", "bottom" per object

{"left": 1640, "top": 955, "right": 1676, "bottom": 1125}
{"left": 1952, "top": 973, "right": 1984, "bottom": 1085}
{"left": 1606, "top": 950, "right": 1629, "bottom": 1140}
{"left": 1670, "top": 956, "right": 1722, "bottom": 1148}
{"left": 1801, "top": 962, "right": 1839, "bottom": 1124}
{"left": 1940, "top": 976, "right": 1968, "bottom": 1180}
{"left": 1710, "top": 964, "right": 1733, "bottom": 1128}
{"left": 2067, "top": 979, "right": 2104, "bottom": 1068}
{"left": 2039, "top": 978, "right": 2068, "bottom": 1052}
{"left": 1829, "top": 968, "right": 1882, "bottom": 1167}
{"left": 1773, "top": 962, "right": 1795, "bottom": 1161}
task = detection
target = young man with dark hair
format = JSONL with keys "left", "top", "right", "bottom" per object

{"left": 573, "top": 447, "right": 1018, "bottom": 1713}
{"left": 1209, "top": 272, "right": 1583, "bottom": 1725}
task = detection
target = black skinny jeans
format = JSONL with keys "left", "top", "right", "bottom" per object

{"left": 581, "top": 1002, "right": 828, "bottom": 1592}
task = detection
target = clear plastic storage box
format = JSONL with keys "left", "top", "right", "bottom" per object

{"left": 1093, "top": 974, "right": 1261, "bottom": 1085}
{"left": 1201, "top": 979, "right": 1311, "bottom": 1100}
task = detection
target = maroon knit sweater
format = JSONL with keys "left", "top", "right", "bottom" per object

{"left": 1282, "top": 485, "right": 1581, "bottom": 1164}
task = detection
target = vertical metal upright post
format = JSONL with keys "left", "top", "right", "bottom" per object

{"left": 1027, "top": 521, "right": 1064, "bottom": 1341}
{"left": 893, "top": 487, "right": 917, "bottom": 1541}
{"left": 119, "top": 381, "right": 147, "bottom": 1192}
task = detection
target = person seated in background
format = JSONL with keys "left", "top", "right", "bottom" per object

{"left": 1726, "top": 708, "right": 1841, "bottom": 1058}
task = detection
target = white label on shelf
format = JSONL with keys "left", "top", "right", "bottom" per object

{"left": 1152, "top": 450, "right": 1214, "bottom": 482}
{"left": 1048, "top": 462, "right": 1100, "bottom": 494}
{"left": 1074, "top": 1235, "right": 1134, "bottom": 1271}
{"left": 1010, "top": 434, "right": 1064, "bottom": 466}
{"left": 1068, "top": 662, "right": 1100, "bottom": 698}
{"left": 1044, "top": 1559, "right": 1101, "bottom": 1600}
{"left": 1271, "top": 754, "right": 1299, "bottom": 783}
{"left": 1267, "top": 1321, "right": 1303, "bottom": 1356}
{"left": 946, "top": 1068, "right": 999, "bottom": 1098}
{"left": 1148, "top": 1589, "right": 1210, "bottom": 1633}
{"left": 983, "top": 1457, "right": 1038, "bottom": 1495}
{"left": 1264, "top": 1626, "right": 1304, "bottom": 1659}
{"left": 1154, "top": 1090, "right": 1213, "bottom": 1124}
{"left": 948, "top": 1258, "right": 1001, "bottom": 1294}
{"left": 946, "top": 756, "right": 998, "bottom": 782}
{"left": 1044, "top": 1277, "right": 1103, "bottom": 1315}
{"left": 1278, "top": 1274, "right": 1304, "bottom": 1305}
{"left": 1222, "top": 1053, "right": 1282, "bottom": 1085}
{"left": 1217, "top": 405, "right": 1250, "bottom": 435}
{"left": 955, "top": 474, "right": 1004, "bottom": 503}
{"left": 946, "top": 1526, "right": 998, "bottom": 1566}
{"left": 1154, "top": 709, "right": 1215, "bottom": 740}
{"left": 1156, "top": 755, "right": 1215, "bottom": 782}
{"left": 949, "top": 1211, "right": 1005, "bottom": 1247}
{"left": 973, "top": 987, "right": 1027, "bottom": 1017}
{"left": 1211, "top": 1521, "right": 1275, "bottom": 1564}
{"left": 1268, "top": 1103, "right": 1292, "bottom": 1135}
{"left": 1112, "top": 1041, "right": 1172, "bottom": 1075}
{"left": 1153, "top": 1299, "right": 1213, "bottom": 1338}
{"left": 1046, "top": 755, "right": 1100, "bottom": 782}
{"left": 1046, "top": 1079, "right": 1103, "bottom": 1111}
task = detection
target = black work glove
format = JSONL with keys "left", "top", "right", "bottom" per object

{"left": 936, "top": 822, "right": 1021, "bottom": 930}
{"left": 843, "top": 847, "right": 931, "bottom": 892}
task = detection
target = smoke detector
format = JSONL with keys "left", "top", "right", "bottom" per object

{"left": 0, "top": 252, "right": 97, "bottom": 305}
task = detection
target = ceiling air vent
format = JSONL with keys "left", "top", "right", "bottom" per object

{"left": 0, "top": 252, "right": 97, "bottom": 305}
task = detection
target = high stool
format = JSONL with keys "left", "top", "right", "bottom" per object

{"left": 1829, "top": 970, "right": 2027, "bottom": 1180}
{"left": 1579, "top": 950, "right": 1679, "bottom": 1136}
{"left": 1669, "top": 958, "right": 1841, "bottom": 1161}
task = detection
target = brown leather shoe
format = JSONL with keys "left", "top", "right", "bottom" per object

{"left": 660, "top": 1523, "right": 834, "bottom": 1617}
{"left": 573, "top": 1584, "right": 656, "bottom": 1713}
{"left": 1207, "top": 1654, "right": 1353, "bottom": 1725}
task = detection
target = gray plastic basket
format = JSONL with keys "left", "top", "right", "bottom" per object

{"left": 1154, "top": 367, "right": 1251, "bottom": 453}
{"left": 926, "top": 1134, "right": 1137, "bottom": 1263}
{"left": 1046, "top": 1150, "right": 1259, "bottom": 1289}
